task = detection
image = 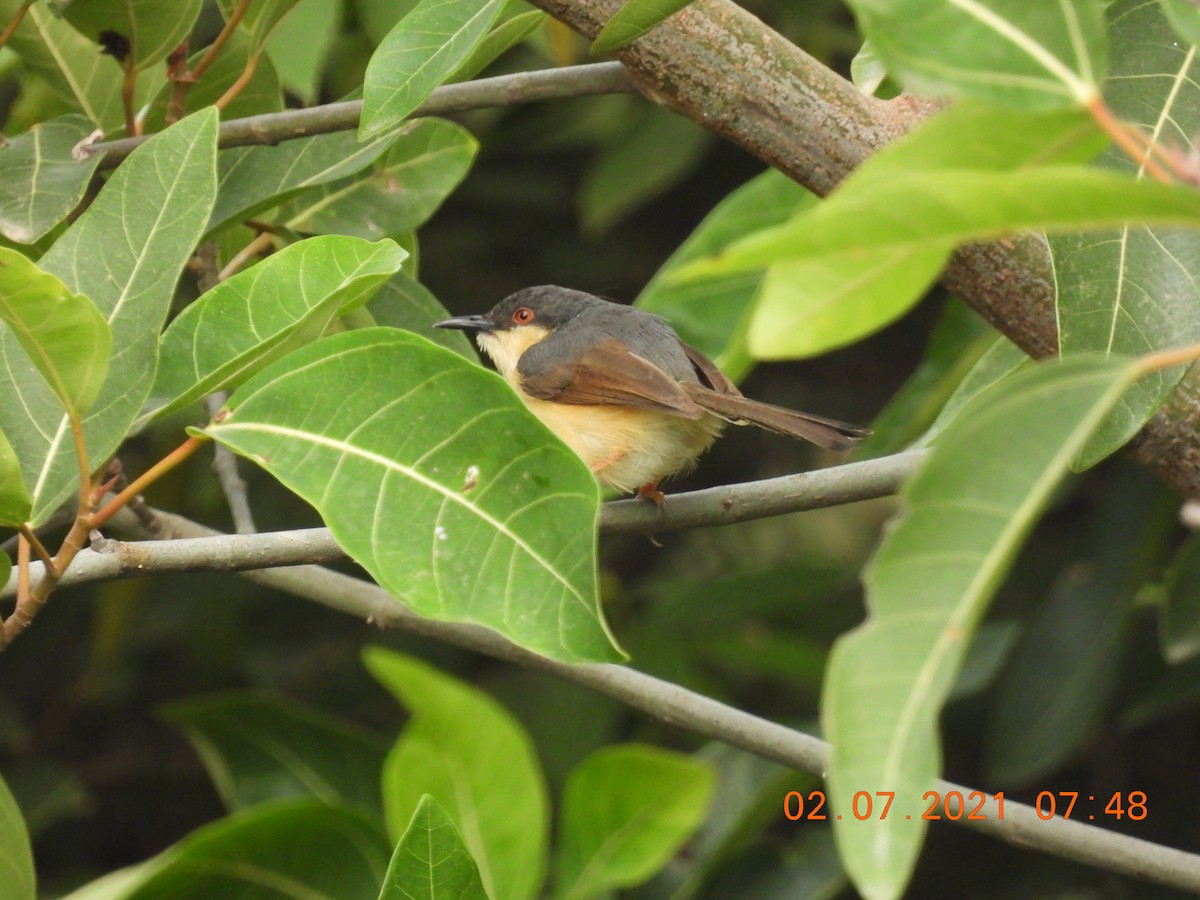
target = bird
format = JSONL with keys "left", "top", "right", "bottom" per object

{"left": 435, "top": 285, "right": 868, "bottom": 503}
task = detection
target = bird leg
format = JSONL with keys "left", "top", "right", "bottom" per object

{"left": 635, "top": 480, "right": 665, "bottom": 510}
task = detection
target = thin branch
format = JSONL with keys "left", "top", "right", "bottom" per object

{"left": 84, "top": 62, "right": 635, "bottom": 166}
{"left": 120, "top": 61, "right": 139, "bottom": 137}
{"left": 17, "top": 524, "right": 54, "bottom": 574}
{"left": 0, "top": 0, "right": 33, "bottom": 51}
{"left": 218, "top": 231, "right": 275, "bottom": 281}
{"left": 213, "top": 50, "right": 260, "bottom": 112}
{"left": 204, "top": 393, "right": 257, "bottom": 534}
{"left": 46, "top": 505, "right": 1196, "bottom": 895}
{"left": 88, "top": 435, "right": 207, "bottom": 530}
{"left": 190, "top": 0, "right": 249, "bottom": 84}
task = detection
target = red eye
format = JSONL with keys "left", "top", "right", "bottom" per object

{"left": 512, "top": 307, "right": 534, "bottom": 324}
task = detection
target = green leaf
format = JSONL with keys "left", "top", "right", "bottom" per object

{"left": 850, "top": 39, "right": 890, "bottom": 96}
{"left": 265, "top": 0, "right": 344, "bottom": 103}
{"left": 361, "top": 272, "right": 476, "bottom": 359}
{"left": 448, "top": 8, "right": 545, "bottom": 82}
{"left": 846, "top": 0, "right": 1107, "bottom": 108}
{"left": 161, "top": 692, "right": 389, "bottom": 817}
{"left": 1162, "top": 533, "right": 1200, "bottom": 663}
{"left": 57, "top": 0, "right": 203, "bottom": 70}
{"left": 365, "top": 648, "right": 549, "bottom": 900}
{"left": 822, "top": 354, "right": 1140, "bottom": 900}
{"left": 592, "top": 0, "right": 693, "bottom": 52}
{"left": 0, "top": 770, "right": 35, "bottom": 900}
{"left": 0, "top": 115, "right": 103, "bottom": 245}
{"left": 208, "top": 128, "right": 403, "bottom": 236}
{"left": 0, "top": 2, "right": 125, "bottom": 128}
{"left": 0, "top": 247, "right": 110, "bottom": 415}
{"left": 381, "top": 796, "right": 489, "bottom": 900}
{"left": 207, "top": 329, "right": 619, "bottom": 663}
{"left": 0, "top": 427, "right": 31, "bottom": 526}
{"left": 1161, "top": 0, "right": 1200, "bottom": 45}
{"left": 360, "top": 0, "right": 507, "bottom": 141}
{"left": 636, "top": 168, "right": 816, "bottom": 381}
{"left": 100, "top": 800, "right": 389, "bottom": 899}
{"left": 1051, "top": 0, "right": 1200, "bottom": 467}
{"left": 218, "top": 0, "right": 302, "bottom": 50}
{"left": 281, "top": 118, "right": 478, "bottom": 239}
{"left": 554, "top": 744, "right": 715, "bottom": 900}
{"left": 0, "top": 109, "right": 218, "bottom": 523}
{"left": 919, "top": 335, "right": 1030, "bottom": 444}
{"left": 144, "top": 236, "right": 404, "bottom": 425}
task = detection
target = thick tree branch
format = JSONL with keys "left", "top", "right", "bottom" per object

{"left": 26, "top": 506, "right": 1193, "bottom": 894}
{"left": 522, "top": 0, "right": 1200, "bottom": 499}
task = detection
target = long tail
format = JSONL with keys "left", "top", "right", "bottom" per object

{"left": 685, "top": 386, "right": 869, "bottom": 450}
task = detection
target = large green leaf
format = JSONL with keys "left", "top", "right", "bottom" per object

{"left": 0, "top": 1, "right": 125, "bottom": 128}
{"left": 0, "top": 427, "right": 30, "bottom": 526}
{"left": 846, "top": 0, "right": 1107, "bottom": 108}
{"left": 162, "top": 692, "right": 389, "bottom": 817}
{"left": 365, "top": 648, "right": 550, "bottom": 900}
{"left": 207, "top": 329, "right": 619, "bottom": 663}
{"left": 592, "top": 0, "right": 694, "bottom": 52}
{"left": 380, "top": 796, "right": 489, "bottom": 900}
{"left": 57, "top": 0, "right": 203, "bottom": 70}
{"left": 822, "top": 355, "right": 1139, "bottom": 900}
{"left": 144, "top": 236, "right": 405, "bottom": 425}
{"left": 0, "top": 770, "right": 34, "bottom": 900}
{"left": 1052, "top": 0, "right": 1200, "bottom": 467}
{"left": 447, "top": 7, "right": 545, "bottom": 83}
{"left": 0, "top": 109, "right": 218, "bottom": 523}
{"left": 553, "top": 744, "right": 715, "bottom": 900}
{"left": 359, "top": 0, "right": 507, "bottom": 141}
{"left": 0, "top": 116, "right": 103, "bottom": 245}
{"left": 280, "top": 118, "right": 478, "bottom": 239}
{"left": 635, "top": 168, "right": 816, "bottom": 381}
{"left": 0, "top": 247, "right": 110, "bottom": 415}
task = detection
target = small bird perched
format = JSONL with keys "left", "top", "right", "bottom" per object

{"left": 436, "top": 286, "right": 868, "bottom": 502}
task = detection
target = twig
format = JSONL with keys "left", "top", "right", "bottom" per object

{"left": 120, "top": 61, "right": 140, "bottom": 137}
{"left": 217, "top": 231, "right": 275, "bottom": 281}
{"left": 89, "top": 436, "right": 207, "bottom": 530}
{"left": 0, "top": 0, "right": 33, "bottom": 52}
{"left": 44, "top": 505, "right": 1198, "bottom": 895}
{"left": 17, "top": 524, "right": 54, "bottom": 573}
{"left": 213, "top": 51, "right": 260, "bottom": 112}
{"left": 1085, "top": 97, "right": 1174, "bottom": 184}
{"left": 204, "top": 393, "right": 257, "bottom": 534}
{"left": 189, "top": 0, "right": 249, "bottom": 83}
{"left": 85, "top": 62, "right": 636, "bottom": 166}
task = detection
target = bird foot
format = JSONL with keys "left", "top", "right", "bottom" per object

{"left": 635, "top": 481, "right": 665, "bottom": 511}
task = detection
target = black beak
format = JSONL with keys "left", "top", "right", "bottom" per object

{"left": 434, "top": 314, "right": 494, "bottom": 333}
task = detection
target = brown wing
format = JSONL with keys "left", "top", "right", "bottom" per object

{"left": 683, "top": 384, "right": 869, "bottom": 450}
{"left": 518, "top": 337, "right": 707, "bottom": 419}
{"left": 679, "top": 340, "right": 742, "bottom": 397}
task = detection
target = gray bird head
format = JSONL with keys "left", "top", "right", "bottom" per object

{"left": 434, "top": 285, "right": 609, "bottom": 335}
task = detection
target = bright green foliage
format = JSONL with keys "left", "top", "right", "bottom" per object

{"left": 381, "top": 797, "right": 489, "bottom": 900}
{"left": 0, "top": 427, "right": 30, "bottom": 526}
{"left": 592, "top": 0, "right": 695, "bottom": 52}
{"left": 449, "top": 8, "right": 545, "bottom": 82}
{"left": 823, "top": 355, "right": 1138, "bottom": 900}
{"left": 554, "top": 744, "right": 715, "bottom": 899}
{"left": 366, "top": 648, "right": 550, "bottom": 900}
{"left": 0, "top": 247, "right": 110, "bottom": 416}
{"left": 0, "top": 770, "right": 34, "bottom": 900}
{"left": 0, "top": 116, "right": 104, "bottom": 245}
{"left": 208, "top": 330, "right": 619, "bottom": 663}
{"left": 146, "top": 236, "right": 405, "bottom": 424}
{"left": 162, "top": 693, "right": 389, "bottom": 817}
{"left": 360, "top": 0, "right": 507, "bottom": 140}
{"left": 846, "top": 0, "right": 1108, "bottom": 108}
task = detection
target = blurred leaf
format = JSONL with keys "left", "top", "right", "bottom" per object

{"left": 448, "top": 7, "right": 545, "bottom": 82}
{"left": 0, "top": 769, "right": 34, "bottom": 900}
{"left": 0, "top": 1, "right": 125, "bottom": 128}
{"left": 208, "top": 330, "right": 620, "bottom": 663}
{"left": 360, "top": 0, "right": 506, "bottom": 141}
{"left": 823, "top": 355, "right": 1139, "bottom": 900}
{"left": 265, "top": 0, "right": 344, "bottom": 103}
{"left": 0, "top": 247, "right": 111, "bottom": 415}
{"left": 636, "top": 168, "right": 815, "bottom": 381}
{"left": 985, "top": 465, "right": 1173, "bottom": 784}
{"left": 948, "top": 620, "right": 1020, "bottom": 699}
{"left": 580, "top": 105, "right": 708, "bottom": 235}
{"left": 592, "top": 0, "right": 693, "bottom": 52}
{"left": 0, "top": 115, "right": 103, "bottom": 245}
{"left": 356, "top": 0, "right": 423, "bottom": 45}
{"left": 381, "top": 796, "right": 489, "bottom": 900}
{"left": 208, "top": 128, "right": 403, "bottom": 235}
{"left": 57, "top": 0, "right": 203, "bottom": 70}
{"left": 1160, "top": 0, "right": 1200, "bottom": 44}
{"left": 218, "top": 0, "right": 301, "bottom": 50}
{"left": 850, "top": 39, "right": 888, "bottom": 95}
{"left": 1162, "top": 533, "right": 1200, "bottom": 663}
{"left": 162, "top": 692, "right": 389, "bottom": 817}
{"left": 361, "top": 271, "right": 476, "bottom": 358}
{"left": 857, "top": 299, "right": 996, "bottom": 458}
{"left": 554, "top": 744, "right": 714, "bottom": 900}
{"left": 281, "top": 118, "right": 478, "bottom": 239}
{"left": 365, "top": 648, "right": 550, "bottom": 900}
{"left": 0, "top": 759, "right": 91, "bottom": 839}
{"left": 0, "top": 427, "right": 30, "bottom": 526}
{"left": 143, "top": 31, "right": 284, "bottom": 131}
{"left": 846, "top": 0, "right": 1107, "bottom": 109}
{"left": 1052, "top": 0, "right": 1200, "bottom": 468}
{"left": 920, "top": 335, "right": 1030, "bottom": 444}
{"left": 701, "top": 827, "right": 847, "bottom": 900}
{"left": 0, "top": 109, "right": 218, "bottom": 524}
{"left": 145, "top": 236, "right": 404, "bottom": 424}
